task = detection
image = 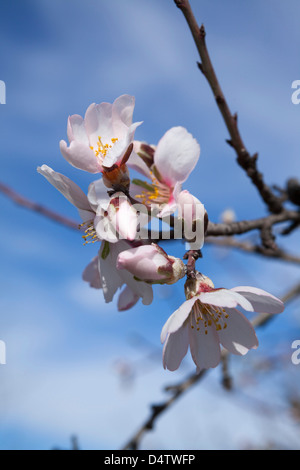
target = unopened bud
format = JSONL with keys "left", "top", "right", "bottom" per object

{"left": 117, "top": 243, "right": 186, "bottom": 285}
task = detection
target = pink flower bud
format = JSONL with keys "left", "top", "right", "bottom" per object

{"left": 116, "top": 244, "right": 185, "bottom": 285}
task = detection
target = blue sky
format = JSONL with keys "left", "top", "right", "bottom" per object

{"left": 0, "top": 0, "right": 300, "bottom": 450}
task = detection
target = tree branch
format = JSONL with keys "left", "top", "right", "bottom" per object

{"left": 174, "top": 0, "right": 283, "bottom": 214}
{"left": 206, "top": 211, "right": 300, "bottom": 237}
{"left": 0, "top": 182, "right": 79, "bottom": 230}
{"left": 205, "top": 236, "right": 300, "bottom": 266}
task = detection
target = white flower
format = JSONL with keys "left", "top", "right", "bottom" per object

{"left": 37, "top": 165, "right": 139, "bottom": 244}
{"left": 37, "top": 165, "right": 152, "bottom": 308}
{"left": 161, "top": 274, "right": 284, "bottom": 372}
{"left": 130, "top": 126, "right": 200, "bottom": 217}
{"left": 59, "top": 95, "right": 142, "bottom": 181}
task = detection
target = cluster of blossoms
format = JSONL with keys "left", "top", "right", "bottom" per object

{"left": 38, "top": 94, "right": 284, "bottom": 372}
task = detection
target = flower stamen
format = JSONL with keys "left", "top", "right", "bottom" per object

{"left": 190, "top": 300, "right": 229, "bottom": 334}
{"left": 78, "top": 221, "right": 99, "bottom": 246}
{"left": 90, "top": 136, "right": 119, "bottom": 161}
{"left": 134, "top": 171, "right": 171, "bottom": 206}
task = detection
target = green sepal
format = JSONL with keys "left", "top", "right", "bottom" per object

{"left": 101, "top": 241, "right": 110, "bottom": 260}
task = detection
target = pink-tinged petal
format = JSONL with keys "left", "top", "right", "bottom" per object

{"left": 87, "top": 178, "right": 111, "bottom": 212}
{"left": 199, "top": 289, "right": 254, "bottom": 311}
{"left": 162, "top": 326, "right": 189, "bottom": 371}
{"left": 117, "top": 244, "right": 169, "bottom": 281}
{"left": 160, "top": 297, "right": 198, "bottom": 343}
{"left": 37, "top": 165, "right": 93, "bottom": 214}
{"left": 158, "top": 200, "right": 178, "bottom": 218}
{"left": 117, "top": 286, "right": 139, "bottom": 311}
{"left": 127, "top": 145, "right": 152, "bottom": 178}
{"left": 188, "top": 321, "right": 221, "bottom": 370}
{"left": 82, "top": 257, "right": 102, "bottom": 289}
{"left": 84, "top": 102, "right": 113, "bottom": 148}
{"left": 217, "top": 308, "right": 259, "bottom": 355}
{"left": 112, "top": 94, "right": 135, "bottom": 138}
{"left": 67, "top": 114, "right": 89, "bottom": 144}
{"left": 98, "top": 242, "right": 124, "bottom": 302}
{"left": 112, "top": 94, "right": 135, "bottom": 127}
{"left": 154, "top": 126, "right": 200, "bottom": 186}
{"left": 110, "top": 241, "right": 153, "bottom": 305}
{"left": 231, "top": 286, "right": 284, "bottom": 314}
{"left": 60, "top": 139, "right": 102, "bottom": 173}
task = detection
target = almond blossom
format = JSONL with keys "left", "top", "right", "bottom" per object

{"left": 129, "top": 126, "right": 200, "bottom": 217}
{"left": 161, "top": 273, "right": 284, "bottom": 372}
{"left": 37, "top": 165, "right": 139, "bottom": 244}
{"left": 37, "top": 165, "right": 152, "bottom": 308}
{"left": 116, "top": 243, "right": 186, "bottom": 285}
{"left": 59, "top": 94, "right": 142, "bottom": 189}
{"left": 83, "top": 241, "right": 153, "bottom": 309}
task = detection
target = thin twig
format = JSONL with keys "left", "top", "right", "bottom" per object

{"left": 0, "top": 182, "right": 79, "bottom": 230}
{"left": 174, "top": 0, "right": 283, "bottom": 214}
{"left": 205, "top": 236, "right": 300, "bottom": 266}
{"left": 206, "top": 211, "right": 300, "bottom": 237}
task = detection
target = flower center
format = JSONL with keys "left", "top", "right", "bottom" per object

{"left": 190, "top": 300, "right": 229, "bottom": 335}
{"left": 134, "top": 171, "right": 171, "bottom": 206}
{"left": 90, "top": 136, "right": 118, "bottom": 161}
{"left": 78, "top": 220, "right": 99, "bottom": 246}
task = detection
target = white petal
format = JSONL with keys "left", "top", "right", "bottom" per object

{"left": 98, "top": 242, "right": 124, "bottom": 303}
{"left": 154, "top": 127, "right": 200, "bottom": 186}
{"left": 103, "top": 122, "right": 142, "bottom": 168}
{"left": 67, "top": 114, "right": 89, "bottom": 145}
{"left": 84, "top": 101, "right": 114, "bottom": 148}
{"left": 87, "top": 178, "right": 111, "bottom": 212}
{"left": 94, "top": 213, "right": 119, "bottom": 243}
{"left": 37, "top": 165, "right": 93, "bottom": 213}
{"left": 117, "top": 286, "right": 139, "bottom": 311}
{"left": 218, "top": 308, "right": 258, "bottom": 355}
{"left": 162, "top": 326, "right": 189, "bottom": 371}
{"left": 157, "top": 201, "right": 178, "bottom": 218}
{"left": 188, "top": 321, "right": 221, "bottom": 370}
{"left": 231, "top": 286, "right": 284, "bottom": 314}
{"left": 127, "top": 149, "right": 152, "bottom": 178}
{"left": 59, "top": 139, "right": 102, "bottom": 173}
{"left": 160, "top": 297, "right": 198, "bottom": 343}
{"left": 199, "top": 289, "right": 254, "bottom": 311}
{"left": 112, "top": 94, "right": 135, "bottom": 136}
{"left": 82, "top": 257, "right": 102, "bottom": 289}
{"left": 113, "top": 95, "right": 135, "bottom": 123}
